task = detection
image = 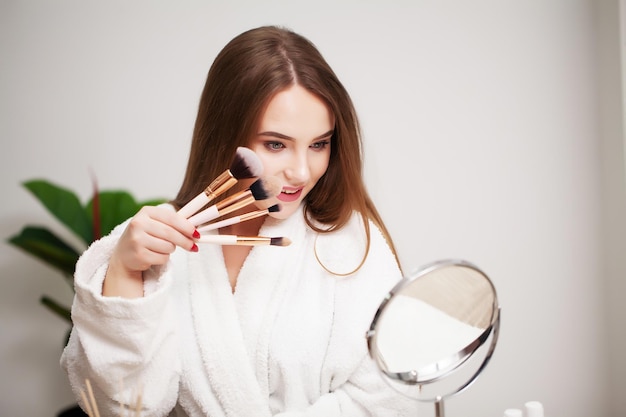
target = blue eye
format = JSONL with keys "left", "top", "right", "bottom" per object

{"left": 265, "top": 141, "right": 285, "bottom": 151}
{"left": 311, "top": 140, "right": 330, "bottom": 150}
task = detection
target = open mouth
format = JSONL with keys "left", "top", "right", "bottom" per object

{"left": 277, "top": 188, "right": 303, "bottom": 202}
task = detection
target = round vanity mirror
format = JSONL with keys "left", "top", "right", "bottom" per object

{"left": 366, "top": 259, "right": 500, "bottom": 417}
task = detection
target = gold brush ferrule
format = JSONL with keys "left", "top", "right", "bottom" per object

{"left": 215, "top": 189, "right": 251, "bottom": 210}
{"left": 238, "top": 209, "right": 269, "bottom": 222}
{"left": 235, "top": 236, "right": 273, "bottom": 245}
{"left": 204, "top": 171, "right": 237, "bottom": 200}
{"left": 218, "top": 196, "right": 255, "bottom": 217}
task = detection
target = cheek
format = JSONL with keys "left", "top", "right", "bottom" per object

{"left": 311, "top": 154, "right": 331, "bottom": 183}
{"left": 247, "top": 142, "right": 274, "bottom": 173}
{"left": 255, "top": 152, "right": 283, "bottom": 178}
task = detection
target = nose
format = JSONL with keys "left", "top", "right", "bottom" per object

{"left": 284, "top": 150, "right": 310, "bottom": 185}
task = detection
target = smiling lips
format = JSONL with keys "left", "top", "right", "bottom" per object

{"left": 277, "top": 187, "right": 303, "bottom": 202}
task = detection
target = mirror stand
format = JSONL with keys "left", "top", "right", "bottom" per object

{"left": 435, "top": 397, "right": 444, "bottom": 417}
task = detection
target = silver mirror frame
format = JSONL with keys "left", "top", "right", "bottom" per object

{"left": 366, "top": 259, "right": 501, "bottom": 404}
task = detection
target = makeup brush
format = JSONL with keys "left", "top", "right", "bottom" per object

{"left": 196, "top": 234, "right": 291, "bottom": 247}
{"left": 178, "top": 147, "right": 263, "bottom": 219}
{"left": 188, "top": 176, "right": 282, "bottom": 227}
{"left": 196, "top": 204, "right": 281, "bottom": 233}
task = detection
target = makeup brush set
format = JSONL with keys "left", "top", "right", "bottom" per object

{"left": 178, "top": 147, "right": 290, "bottom": 247}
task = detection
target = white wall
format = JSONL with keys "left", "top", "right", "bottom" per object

{"left": 600, "top": 1, "right": 626, "bottom": 416}
{"left": 0, "top": 1, "right": 622, "bottom": 416}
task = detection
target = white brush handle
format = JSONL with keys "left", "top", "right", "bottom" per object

{"left": 188, "top": 205, "right": 220, "bottom": 226}
{"left": 196, "top": 234, "right": 238, "bottom": 245}
{"left": 197, "top": 216, "right": 241, "bottom": 233}
{"left": 178, "top": 193, "right": 209, "bottom": 218}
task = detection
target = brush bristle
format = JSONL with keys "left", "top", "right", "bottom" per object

{"left": 230, "top": 147, "right": 263, "bottom": 179}
{"left": 267, "top": 204, "right": 281, "bottom": 213}
{"left": 249, "top": 176, "right": 282, "bottom": 200}
{"left": 270, "top": 237, "right": 291, "bottom": 247}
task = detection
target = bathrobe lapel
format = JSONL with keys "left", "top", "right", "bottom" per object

{"left": 233, "top": 211, "right": 307, "bottom": 399}
{"left": 187, "top": 238, "right": 271, "bottom": 417}
{"left": 187, "top": 209, "right": 306, "bottom": 416}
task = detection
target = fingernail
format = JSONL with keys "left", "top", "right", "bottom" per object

{"left": 193, "top": 229, "right": 200, "bottom": 239}
{"left": 191, "top": 243, "right": 199, "bottom": 252}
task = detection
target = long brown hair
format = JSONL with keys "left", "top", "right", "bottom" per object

{"left": 172, "top": 25, "right": 400, "bottom": 270}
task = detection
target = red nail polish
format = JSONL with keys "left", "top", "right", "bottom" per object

{"left": 193, "top": 229, "right": 200, "bottom": 239}
{"left": 191, "top": 243, "right": 199, "bottom": 252}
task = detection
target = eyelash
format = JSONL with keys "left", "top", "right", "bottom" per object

{"left": 311, "top": 140, "right": 331, "bottom": 150}
{"left": 263, "top": 140, "right": 331, "bottom": 152}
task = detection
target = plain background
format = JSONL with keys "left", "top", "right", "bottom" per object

{"left": 1, "top": 1, "right": 625, "bottom": 416}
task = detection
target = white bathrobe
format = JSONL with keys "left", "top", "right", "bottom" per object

{"left": 61, "top": 205, "right": 418, "bottom": 416}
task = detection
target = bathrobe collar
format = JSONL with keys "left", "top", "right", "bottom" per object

{"left": 186, "top": 207, "right": 307, "bottom": 417}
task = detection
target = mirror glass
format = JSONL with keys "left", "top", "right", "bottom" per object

{"left": 367, "top": 259, "right": 500, "bottom": 404}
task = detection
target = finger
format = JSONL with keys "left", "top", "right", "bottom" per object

{"left": 133, "top": 206, "right": 197, "bottom": 251}
{"left": 144, "top": 206, "right": 198, "bottom": 239}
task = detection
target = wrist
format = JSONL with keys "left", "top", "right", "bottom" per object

{"left": 102, "top": 255, "right": 145, "bottom": 298}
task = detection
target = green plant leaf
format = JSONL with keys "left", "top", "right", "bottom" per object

{"left": 139, "top": 198, "right": 168, "bottom": 207}
{"left": 12, "top": 178, "right": 168, "bottom": 334}
{"left": 8, "top": 226, "right": 80, "bottom": 276}
{"left": 85, "top": 192, "right": 167, "bottom": 238}
{"left": 23, "top": 180, "right": 93, "bottom": 244}
{"left": 86, "top": 191, "right": 140, "bottom": 238}
{"left": 40, "top": 295, "right": 72, "bottom": 324}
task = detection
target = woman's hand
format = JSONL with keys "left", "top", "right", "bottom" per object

{"left": 102, "top": 205, "right": 199, "bottom": 298}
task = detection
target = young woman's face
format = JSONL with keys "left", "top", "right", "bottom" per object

{"left": 249, "top": 84, "right": 334, "bottom": 220}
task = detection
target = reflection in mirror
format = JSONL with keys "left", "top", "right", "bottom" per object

{"left": 367, "top": 259, "right": 500, "bottom": 417}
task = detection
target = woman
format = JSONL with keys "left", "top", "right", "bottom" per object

{"left": 61, "top": 25, "right": 416, "bottom": 416}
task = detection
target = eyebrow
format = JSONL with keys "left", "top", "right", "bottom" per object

{"left": 257, "top": 129, "right": 334, "bottom": 141}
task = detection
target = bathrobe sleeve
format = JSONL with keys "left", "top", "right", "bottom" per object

{"left": 274, "top": 219, "right": 418, "bottom": 417}
{"left": 60, "top": 219, "right": 181, "bottom": 417}
{"left": 273, "top": 355, "right": 417, "bottom": 417}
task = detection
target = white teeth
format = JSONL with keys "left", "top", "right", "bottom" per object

{"left": 283, "top": 189, "right": 298, "bottom": 194}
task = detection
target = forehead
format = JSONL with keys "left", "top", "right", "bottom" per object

{"left": 258, "top": 85, "right": 334, "bottom": 137}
